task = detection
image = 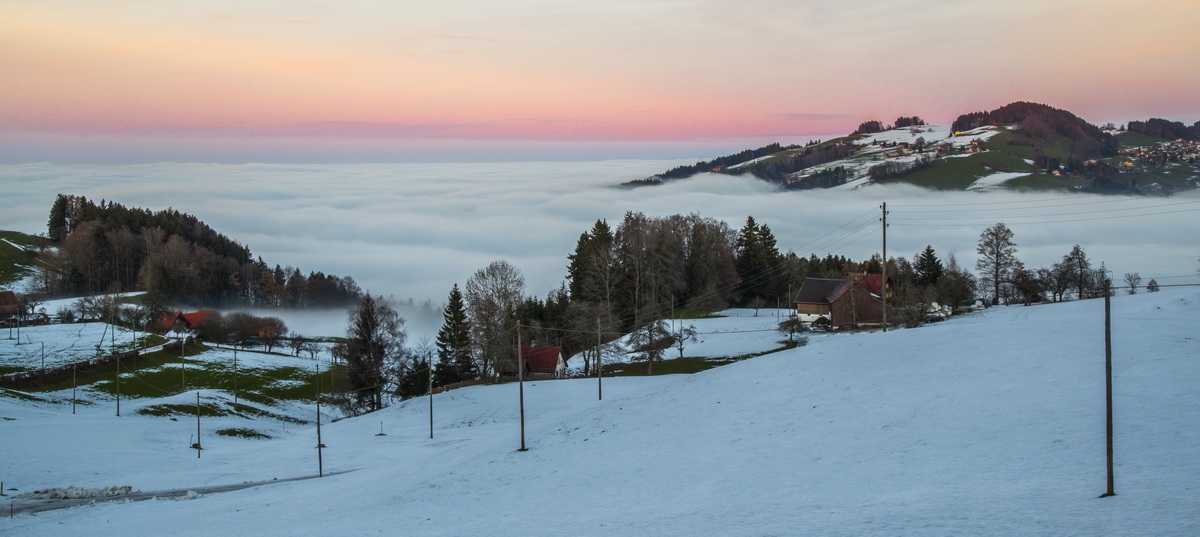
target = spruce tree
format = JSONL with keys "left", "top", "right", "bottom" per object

{"left": 735, "top": 216, "right": 781, "bottom": 304}
{"left": 914, "top": 245, "right": 945, "bottom": 288}
{"left": 434, "top": 284, "right": 474, "bottom": 386}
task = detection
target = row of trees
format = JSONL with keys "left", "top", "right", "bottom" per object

{"left": 852, "top": 116, "right": 926, "bottom": 135}
{"left": 867, "top": 155, "right": 937, "bottom": 182}
{"left": 972, "top": 222, "right": 1160, "bottom": 306}
{"left": 37, "top": 194, "right": 362, "bottom": 308}
{"left": 330, "top": 212, "right": 891, "bottom": 413}
{"left": 1126, "top": 118, "right": 1199, "bottom": 140}
{"left": 331, "top": 214, "right": 1181, "bottom": 415}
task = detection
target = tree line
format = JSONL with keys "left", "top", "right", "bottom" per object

{"left": 329, "top": 214, "right": 1168, "bottom": 416}
{"left": 972, "top": 222, "right": 1154, "bottom": 307}
{"left": 331, "top": 213, "right": 924, "bottom": 414}
{"left": 37, "top": 194, "right": 362, "bottom": 309}
{"left": 852, "top": 116, "right": 926, "bottom": 135}
{"left": 1126, "top": 118, "right": 1199, "bottom": 140}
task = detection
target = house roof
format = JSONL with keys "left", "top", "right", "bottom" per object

{"left": 828, "top": 275, "right": 893, "bottom": 304}
{"left": 157, "top": 311, "right": 208, "bottom": 329}
{"left": 794, "top": 278, "right": 843, "bottom": 305}
{"left": 179, "top": 311, "right": 207, "bottom": 328}
{"left": 513, "top": 345, "right": 563, "bottom": 374}
{"left": 859, "top": 274, "right": 892, "bottom": 297}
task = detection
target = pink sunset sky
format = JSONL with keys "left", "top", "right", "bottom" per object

{"left": 2, "top": 0, "right": 1198, "bottom": 162}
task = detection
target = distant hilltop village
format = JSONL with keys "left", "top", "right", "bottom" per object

{"left": 627, "top": 101, "right": 1200, "bottom": 196}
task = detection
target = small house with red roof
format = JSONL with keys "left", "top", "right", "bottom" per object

{"left": 794, "top": 274, "right": 893, "bottom": 330}
{"left": 499, "top": 345, "right": 566, "bottom": 380}
{"left": 157, "top": 310, "right": 208, "bottom": 333}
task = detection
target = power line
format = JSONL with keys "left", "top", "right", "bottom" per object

{"left": 891, "top": 206, "right": 1200, "bottom": 226}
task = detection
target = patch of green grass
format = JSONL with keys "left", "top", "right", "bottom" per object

{"left": 989, "top": 131, "right": 1075, "bottom": 161}
{"left": 137, "top": 402, "right": 228, "bottom": 417}
{"left": 0, "top": 388, "right": 49, "bottom": 403}
{"left": 894, "top": 149, "right": 1039, "bottom": 191}
{"left": 216, "top": 427, "right": 272, "bottom": 439}
{"left": 899, "top": 155, "right": 993, "bottom": 190}
{"left": 228, "top": 402, "right": 308, "bottom": 424}
{"left": 604, "top": 356, "right": 738, "bottom": 376}
{"left": 605, "top": 339, "right": 804, "bottom": 377}
{"left": 1115, "top": 131, "right": 1163, "bottom": 147}
{"left": 16, "top": 339, "right": 341, "bottom": 402}
{"left": 0, "top": 365, "right": 25, "bottom": 375}
{"left": 1002, "top": 173, "right": 1087, "bottom": 191}
{"left": 0, "top": 230, "right": 52, "bottom": 286}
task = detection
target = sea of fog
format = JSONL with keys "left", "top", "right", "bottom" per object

{"left": 3, "top": 160, "right": 1198, "bottom": 337}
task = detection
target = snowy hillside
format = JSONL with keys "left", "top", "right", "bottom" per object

{"left": 2, "top": 289, "right": 1198, "bottom": 536}
{"left": 826, "top": 125, "right": 1008, "bottom": 190}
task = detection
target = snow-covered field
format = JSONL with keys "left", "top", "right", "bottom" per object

{"left": 1, "top": 322, "right": 142, "bottom": 371}
{"left": 2, "top": 289, "right": 1198, "bottom": 536}
{"left": 805, "top": 124, "right": 1007, "bottom": 190}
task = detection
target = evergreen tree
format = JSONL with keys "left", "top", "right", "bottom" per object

{"left": 735, "top": 216, "right": 781, "bottom": 304}
{"left": 396, "top": 349, "right": 432, "bottom": 399}
{"left": 434, "top": 284, "right": 475, "bottom": 386}
{"left": 566, "top": 219, "right": 616, "bottom": 305}
{"left": 1147, "top": 278, "right": 1160, "bottom": 292}
{"left": 914, "top": 245, "right": 944, "bottom": 288}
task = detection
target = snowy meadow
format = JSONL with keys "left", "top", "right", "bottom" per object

{"left": 1, "top": 288, "right": 1198, "bottom": 535}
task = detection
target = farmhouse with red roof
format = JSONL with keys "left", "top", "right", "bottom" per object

{"left": 793, "top": 274, "right": 893, "bottom": 330}
{"left": 157, "top": 310, "right": 208, "bottom": 332}
{"left": 499, "top": 345, "right": 566, "bottom": 380}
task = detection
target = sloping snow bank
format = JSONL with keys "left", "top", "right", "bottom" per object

{"left": 2, "top": 289, "right": 1198, "bottom": 536}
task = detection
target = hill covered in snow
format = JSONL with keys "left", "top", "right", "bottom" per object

{"left": 628, "top": 102, "right": 1200, "bottom": 195}
{"left": 2, "top": 288, "right": 1198, "bottom": 536}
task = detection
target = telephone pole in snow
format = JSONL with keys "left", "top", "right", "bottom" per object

{"left": 881, "top": 202, "right": 889, "bottom": 332}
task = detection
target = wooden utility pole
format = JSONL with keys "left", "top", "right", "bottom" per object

{"left": 195, "top": 391, "right": 202, "bottom": 458}
{"left": 115, "top": 354, "right": 121, "bottom": 417}
{"left": 881, "top": 202, "right": 889, "bottom": 332}
{"left": 179, "top": 337, "right": 186, "bottom": 390}
{"left": 1100, "top": 267, "right": 1116, "bottom": 498}
{"left": 233, "top": 347, "right": 239, "bottom": 406}
{"left": 518, "top": 326, "right": 527, "bottom": 452}
{"left": 72, "top": 364, "right": 77, "bottom": 414}
{"left": 428, "top": 356, "right": 434, "bottom": 439}
{"left": 596, "top": 317, "right": 603, "bottom": 401}
{"left": 316, "top": 363, "right": 324, "bottom": 477}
